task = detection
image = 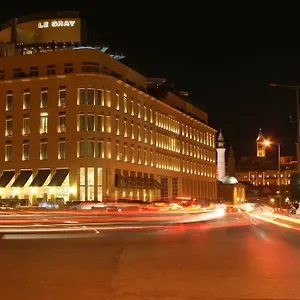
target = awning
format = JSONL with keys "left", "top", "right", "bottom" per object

{"left": 136, "top": 176, "right": 145, "bottom": 187}
{"left": 150, "top": 177, "right": 162, "bottom": 189}
{"left": 0, "top": 170, "right": 14, "bottom": 187}
{"left": 115, "top": 173, "right": 123, "bottom": 188}
{"left": 48, "top": 169, "right": 69, "bottom": 186}
{"left": 130, "top": 175, "right": 137, "bottom": 187}
{"left": 11, "top": 170, "right": 32, "bottom": 187}
{"left": 30, "top": 169, "right": 51, "bottom": 187}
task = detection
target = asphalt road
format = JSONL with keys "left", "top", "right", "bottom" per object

{"left": 1, "top": 212, "right": 300, "bottom": 300}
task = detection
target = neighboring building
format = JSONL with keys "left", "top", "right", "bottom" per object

{"left": 236, "top": 129, "right": 296, "bottom": 187}
{"left": 0, "top": 12, "right": 217, "bottom": 204}
{"left": 216, "top": 132, "right": 245, "bottom": 205}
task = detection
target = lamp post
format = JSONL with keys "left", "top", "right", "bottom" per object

{"left": 269, "top": 83, "right": 300, "bottom": 172}
{"left": 264, "top": 140, "right": 281, "bottom": 210}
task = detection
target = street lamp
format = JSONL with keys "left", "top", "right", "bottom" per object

{"left": 264, "top": 140, "right": 281, "bottom": 210}
{"left": 269, "top": 83, "right": 300, "bottom": 172}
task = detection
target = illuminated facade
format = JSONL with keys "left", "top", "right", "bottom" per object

{"left": 0, "top": 13, "right": 217, "bottom": 204}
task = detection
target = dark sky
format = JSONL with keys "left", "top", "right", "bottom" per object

{"left": 1, "top": 2, "right": 299, "bottom": 159}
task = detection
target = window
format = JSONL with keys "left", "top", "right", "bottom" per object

{"left": 41, "top": 90, "right": 48, "bottom": 108}
{"left": 64, "top": 63, "right": 73, "bottom": 73}
{"left": 150, "top": 108, "right": 153, "bottom": 123}
{"left": 5, "top": 142, "right": 12, "bottom": 161}
{"left": 40, "top": 141, "right": 48, "bottom": 160}
{"left": 97, "top": 115, "right": 104, "bottom": 131}
{"left": 116, "top": 118, "right": 120, "bottom": 135}
{"left": 40, "top": 113, "right": 48, "bottom": 134}
{"left": 58, "top": 113, "right": 66, "bottom": 133}
{"left": 105, "top": 90, "right": 111, "bottom": 107}
{"left": 130, "top": 99, "right": 134, "bottom": 116}
{"left": 46, "top": 65, "right": 56, "bottom": 75}
{"left": 144, "top": 126, "right": 147, "bottom": 143}
{"left": 87, "top": 115, "right": 95, "bottom": 131}
{"left": 144, "top": 148, "right": 148, "bottom": 165}
{"left": 23, "top": 92, "right": 30, "bottom": 109}
{"left": 22, "top": 142, "right": 29, "bottom": 161}
{"left": 97, "top": 89, "right": 103, "bottom": 106}
{"left": 78, "top": 88, "right": 85, "bottom": 105}
{"left": 124, "top": 120, "right": 127, "bottom": 137}
{"left": 58, "top": 140, "right": 66, "bottom": 159}
{"left": 124, "top": 93, "right": 128, "bottom": 113}
{"left": 79, "top": 140, "right": 85, "bottom": 158}
{"left": 105, "top": 115, "right": 111, "bottom": 133}
{"left": 78, "top": 114, "right": 85, "bottom": 131}
{"left": 137, "top": 102, "right": 141, "bottom": 118}
{"left": 116, "top": 92, "right": 120, "bottom": 110}
{"left": 87, "top": 89, "right": 95, "bottom": 105}
{"left": 29, "top": 67, "right": 38, "bottom": 77}
{"left": 98, "top": 141, "right": 104, "bottom": 158}
{"left": 138, "top": 125, "right": 141, "bottom": 141}
{"left": 87, "top": 140, "right": 95, "bottom": 158}
{"left": 81, "top": 61, "right": 99, "bottom": 73}
{"left": 5, "top": 118, "right": 12, "bottom": 136}
{"left": 6, "top": 93, "right": 12, "bottom": 111}
{"left": 58, "top": 88, "right": 66, "bottom": 107}
{"left": 137, "top": 147, "right": 141, "bottom": 164}
{"left": 144, "top": 106, "right": 147, "bottom": 121}
{"left": 131, "top": 145, "right": 134, "bottom": 163}
{"left": 23, "top": 116, "right": 30, "bottom": 135}
{"left": 130, "top": 122, "right": 134, "bottom": 139}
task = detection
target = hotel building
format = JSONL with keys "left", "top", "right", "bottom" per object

{"left": 0, "top": 12, "right": 217, "bottom": 204}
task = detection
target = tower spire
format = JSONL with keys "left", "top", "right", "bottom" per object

{"left": 217, "top": 129, "right": 225, "bottom": 148}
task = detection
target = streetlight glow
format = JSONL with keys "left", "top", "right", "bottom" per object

{"left": 264, "top": 140, "right": 271, "bottom": 146}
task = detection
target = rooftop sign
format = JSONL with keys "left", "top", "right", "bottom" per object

{"left": 38, "top": 20, "right": 76, "bottom": 28}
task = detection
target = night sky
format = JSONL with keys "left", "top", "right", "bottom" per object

{"left": 1, "top": 3, "right": 299, "bottom": 159}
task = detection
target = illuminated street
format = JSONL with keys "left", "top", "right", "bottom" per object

{"left": 2, "top": 211, "right": 300, "bottom": 299}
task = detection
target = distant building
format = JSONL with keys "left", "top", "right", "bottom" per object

{"left": 235, "top": 129, "right": 296, "bottom": 201}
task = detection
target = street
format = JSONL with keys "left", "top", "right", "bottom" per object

{"left": 1, "top": 212, "right": 300, "bottom": 300}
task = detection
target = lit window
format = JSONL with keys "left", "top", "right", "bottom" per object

{"left": 40, "top": 112, "right": 48, "bottom": 134}
{"left": 58, "top": 88, "right": 66, "bottom": 107}
{"left": 105, "top": 90, "right": 111, "bottom": 107}
{"left": 23, "top": 92, "right": 30, "bottom": 109}
{"left": 58, "top": 114, "right": 66, "bottom": 133}
{"left": 78, "top": 140, "right": 85, "bottom": 158}
{"left": 87, "top": 140, "right": 95, "bottom": 158}
{"left": 87, "top": 89, "right": 95, "bottom": 105}
{"left": 22, "top": 142, "right": 29, "bottom": 161}
{"left": 78, "top": 114, "right": 85, "bottom": 131}
{"left": 87, "top": 115, "right": 95, "bottom": 131}
{"left": 105, "top": 115, "right": 111, "bottom": 133}
{"left": 116, "top": 92, "right": 120, "bottom": 110}
{"left": 5, "top": 143, "right": 12, "bottom": 161}
{"left": 124, "top": 93, "right": 127, "bottom": 113}
{"left": 6, "top": 93, "right": 12, "bottom": 111}
{"left": 23, "top": 116, "right": 30, "bottom": 135}
{"left": 78, "top": 88, "right": 85, "bottom": 105}
{"left": 41, "top": 90, "right": 48, "bottom": 108}
{"left": 5, "top": 118, "right": 12, "bottom": 136}
{"left": 97, "top": 89, "right": 103, "bottom": 106}
{"left": 40, "top": 141, "right": 48, "bottom": 160}
{"left": 58, "top": 140, "right": 66, "bottom": 159}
